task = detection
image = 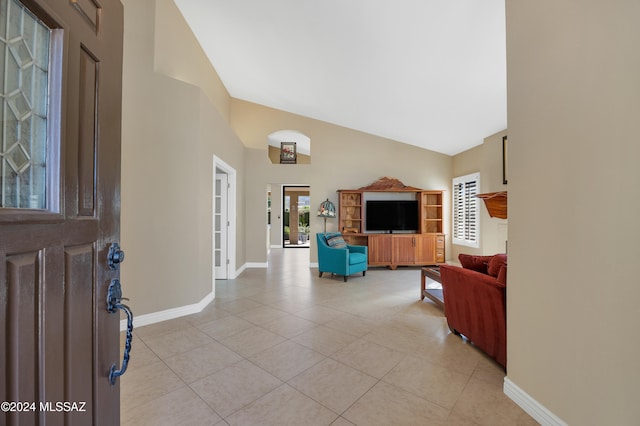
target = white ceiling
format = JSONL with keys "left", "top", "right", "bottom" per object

{"left": 174, "top": 0, "right": 506, "bottom": 156}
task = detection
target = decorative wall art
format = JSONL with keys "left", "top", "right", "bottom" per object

{"left": 280, "top": 142, "right": 297, "bottom": 164}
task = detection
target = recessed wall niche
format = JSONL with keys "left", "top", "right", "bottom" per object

{"left": 267, "top": 130, "right": 311, "bottom": 164}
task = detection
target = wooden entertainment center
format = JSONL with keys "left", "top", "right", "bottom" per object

{"left": 337, "top": 177, "right": 445, "bottom": 269}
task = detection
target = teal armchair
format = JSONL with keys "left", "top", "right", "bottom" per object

{"left": 317, "top": 233, "right": 368, "bottom": 282}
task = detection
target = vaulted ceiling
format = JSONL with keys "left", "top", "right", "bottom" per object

{"left": 174, "top": 0, "right": 506, "bottom": 156}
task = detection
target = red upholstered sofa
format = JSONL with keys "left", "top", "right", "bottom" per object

{"left": 439, "top": 254, "right": 507, "bottom": 368}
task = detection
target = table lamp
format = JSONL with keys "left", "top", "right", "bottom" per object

{"left": 317, "top": 199, "right": 336, "bottom": 232}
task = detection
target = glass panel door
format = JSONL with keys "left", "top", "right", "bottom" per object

{"left": 214, "top": 173, "right": 228, "bottom": 279}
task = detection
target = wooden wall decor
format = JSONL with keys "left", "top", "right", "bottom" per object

{"left": 357, "top": 176, "right": 422, "bottom": 192}
{"left": 477, "top": 191, "right": 508, "bottom": 219}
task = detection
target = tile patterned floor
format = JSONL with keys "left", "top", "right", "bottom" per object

{"left": 121, "top": 248, "right": 538, "bottom": 425}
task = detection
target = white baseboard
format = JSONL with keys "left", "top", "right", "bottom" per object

{"left": 233, "top": 263, "right": 247, "bottom": 278}
{"left": 504, "top": 377, "right": 567, "bottom": 426}
{"left": 120, "top": 290, "right": 215, "bottom": 331}
{"left": 241, "top": 261, "right": 316, "bottom": 269}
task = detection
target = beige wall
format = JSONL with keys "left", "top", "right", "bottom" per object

{"left": 451, "top": 130, "right": 508, "bottom": 260}
{"left": 153, "top": 0, "right": 230, "bottom": 121}
{"left": 121, "top": 0, "right": 246, "bottom": 316}
{"left": 506, "top": 1, "right": 640, "bottom": 424}
{"left": 232, "top": 100, "right": 452, "bottom": 264}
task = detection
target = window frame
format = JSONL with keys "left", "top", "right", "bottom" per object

{"left": 452, "top": 172, "right": 480, "bottom": 248}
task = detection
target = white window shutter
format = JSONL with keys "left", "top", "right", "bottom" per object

{"left": 452, "top": 173, "right": 480, "bottom": 247}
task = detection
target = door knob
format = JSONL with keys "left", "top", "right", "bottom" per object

{"left": 108, "top": 243, "right": 125, "bottom": 270}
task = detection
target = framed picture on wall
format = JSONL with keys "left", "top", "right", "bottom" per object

{"left": 502, "top": 135, "right": 508, "bottom": 184}
{"left": 280, "top": 142, "right": 297, "bottom": 164}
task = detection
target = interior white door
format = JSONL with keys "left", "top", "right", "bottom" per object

{"left": 215, "top": 173, "right": 228, "bottom": 279}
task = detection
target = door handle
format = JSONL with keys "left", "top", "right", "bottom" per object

{"left": 107, "top": 279, "right": 133, "bottom": 386}
{"left": 108, "top": 243, "right": 125, "bottom": 270}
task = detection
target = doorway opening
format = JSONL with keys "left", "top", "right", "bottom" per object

{"left": 282, "top": 185, "right": 310, "bottom": 248}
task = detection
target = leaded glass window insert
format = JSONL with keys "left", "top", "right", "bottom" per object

{"left": 0, "top": 0, "right": 51, "bottom": 209}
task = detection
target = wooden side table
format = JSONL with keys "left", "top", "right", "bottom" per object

{"left": 421, "top": 266, "right": 444, "bottom": 310}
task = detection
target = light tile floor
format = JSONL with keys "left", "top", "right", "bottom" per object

{"left": 121, "top": 248, "right": 538, "bottom": 426}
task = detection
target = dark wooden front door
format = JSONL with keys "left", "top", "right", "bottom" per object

{"left": 0, "top": 0, "right": 124, "bottom": 424}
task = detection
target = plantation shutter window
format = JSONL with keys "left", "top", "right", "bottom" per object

{"left": 452, "top": 173, "right": 480, "bottom": 248}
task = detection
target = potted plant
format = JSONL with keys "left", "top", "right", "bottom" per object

{"left": 298, "top": 225, "right": 310, "bottom": 242}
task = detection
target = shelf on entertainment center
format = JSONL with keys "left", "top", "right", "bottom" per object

{"left": 420, "top": 191, "right": 443, "bottom": 234}
{"left": 337, "top": 191, "right": 363, "bottom": 233}
{"left": 339, "top": 233, "right": 368, "bottom": 247}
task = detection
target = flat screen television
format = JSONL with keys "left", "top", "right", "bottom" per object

{"left": 366, "top": 200, "right": 419, "bottom": 232}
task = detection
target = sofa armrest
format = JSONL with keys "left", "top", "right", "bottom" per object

{"left": 347, "top": 244, "right": 367, "bottom": 255}
{"left": 441, "top": 265, "right": 506, "bottom": 290}
{"left": 439, "top": 265, "right": 506, "bottom": 315}
{"left": 319, "top": 245, "right": 349, "bottom": 263}
{"left": 439, "top": 264, "right": 507, "bottom": 367}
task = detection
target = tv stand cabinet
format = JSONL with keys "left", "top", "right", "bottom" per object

{"left": 367, "top": 233, "right": 444, "bottom": 269}
{"left": 337, "top": 177, "right": 445, "bottom": 267}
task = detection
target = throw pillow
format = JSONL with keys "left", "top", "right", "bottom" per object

{"left": 487, "top": 254, "right": 508, "bottom": 277}
{"left": 458, "top": 254, "right": 492, "bottom": 274}
{"left": 323, "top": 232, "right": 340, "bottom": 242}
{"left": 325, "top": 233, "right": 347, "bottom": 249}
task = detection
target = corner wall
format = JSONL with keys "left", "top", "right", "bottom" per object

{"left": 506, "top": 1, "right": 640, "bottom": 424}
{"left": 451, "top": 130, "right": 508, "bottom": 259}
{"left": 120, "top": 0, "right": 246, "bottom": 316}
